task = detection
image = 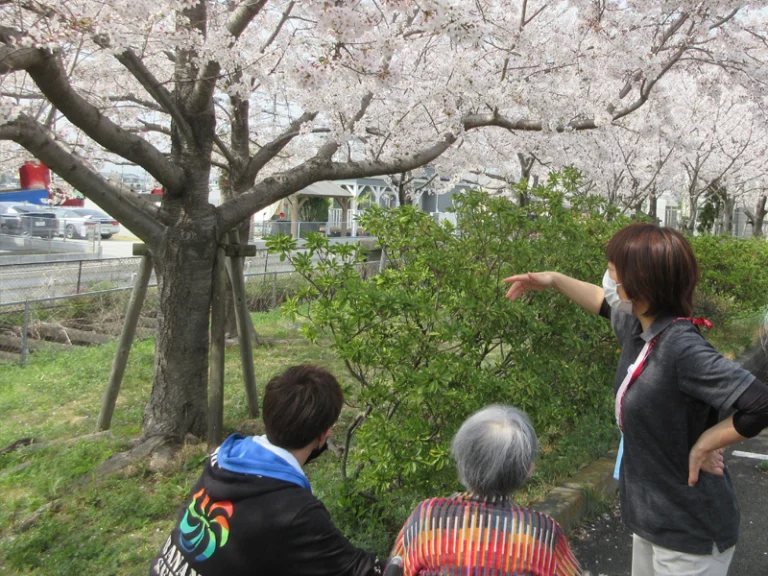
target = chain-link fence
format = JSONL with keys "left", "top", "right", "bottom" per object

{"left": 250, "top": 218, "right": 374, "bottom": 240}
{"left": 0, "top": 257, "right": 146, "bottom": 304}
{"left": 0, "top": 244, "right": 375, "bottom": 304}
{"left": 0, "top": 261, "right": 382, "bottom": 365}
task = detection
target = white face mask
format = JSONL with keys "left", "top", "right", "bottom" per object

{"left": 602, "top": 270, "right": 634, "bottom": 315}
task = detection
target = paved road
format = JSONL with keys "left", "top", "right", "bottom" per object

{"left": 571, "top": 430, "right": 768, "bottom": 576}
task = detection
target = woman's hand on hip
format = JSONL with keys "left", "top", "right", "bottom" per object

{"left": 688, "top": 416, "right": 746, "bottom": 486}
{"left": 503, "top": 272, "right": 557, "bottom": 301}
{"left": 694, "top": 448, "right": 725, "bottom": 483}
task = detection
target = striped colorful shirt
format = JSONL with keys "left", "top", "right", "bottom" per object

{"left": 389, "top": 493, "right": 582, "bottom": 576}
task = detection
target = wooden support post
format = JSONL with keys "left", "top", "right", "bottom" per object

{"left": 97, "top": 252, "right": 153, "bottom": 431}
{"left": 290, "top": 196, "right": 299, "bottom": 239}
{"left": 20, "top": 300, "right": 29, "bottom": 366}
{"left": 340, "top": 198, "right": 349, "bottom": 238}
{"left": 226, "top": 230, "right": 260, "bottom": 417}
{"left": 208, "top": 244, "right": 227, "bottom": 449}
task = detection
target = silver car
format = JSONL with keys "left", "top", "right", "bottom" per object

{"left": 54, "top": 208, "right": 121, "bottom": 239}
{"left": 0, "top": 202, "right": 59, "bottom": 237}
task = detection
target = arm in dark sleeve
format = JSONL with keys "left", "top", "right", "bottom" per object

{"left": 598, "top": 298, "right": 611, "bottom": 320}
{"left": 675, "top": 330, "right": 755, "bottom": 411}
{"left": 732, "top": 378, "right": 768, "bottom": 438}
{"left": 287, "top": 499, "right": 382, "bottom": 576}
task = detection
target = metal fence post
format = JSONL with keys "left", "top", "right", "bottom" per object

{"left": 20, "top": 300, "right": 29, "bottom": 366}
{"left": 272, "top": 272, "right": 277, "bottom": 309}
{"left": 76, "top": 260, "right": 83, "bottom": 294}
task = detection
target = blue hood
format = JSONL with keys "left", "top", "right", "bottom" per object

{"left": 215, "top": 434, "right": 310, "bottom": 490}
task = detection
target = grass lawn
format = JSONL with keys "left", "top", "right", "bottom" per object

{"left": 0, "top": 308, "right": 757, "bottom": 574}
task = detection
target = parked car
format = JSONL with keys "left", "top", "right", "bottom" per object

{"left": 0, "top": 202, "right": 58, "bottom": 237}
{"left": 54, "top": 207, "right": 120, "bottom": 239}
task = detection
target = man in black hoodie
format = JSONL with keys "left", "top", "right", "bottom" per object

{"left": 150, "top": 365, "right": 383, "bottom": 576}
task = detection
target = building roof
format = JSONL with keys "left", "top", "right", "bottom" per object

{"left": 298, "top": 181, "right": 353, "bottom": 198}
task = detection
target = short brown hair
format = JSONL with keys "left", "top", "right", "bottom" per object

{"left": 262, "top": 365, "right": 343, "bottom": 449}
{"left": 606, "top": 223, "right": 699, "bottom": 317}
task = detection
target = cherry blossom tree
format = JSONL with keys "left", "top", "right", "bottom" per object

{"left": 1, "top": 0, "right": 766, "bottom": 446}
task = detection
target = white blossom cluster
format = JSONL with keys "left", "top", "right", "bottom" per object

{"left": 0, "top": 0, "right": 767, "bottom": 214}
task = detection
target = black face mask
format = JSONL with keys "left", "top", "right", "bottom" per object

{"left": 305, "top": 441, "right": 328, "bottom": 465}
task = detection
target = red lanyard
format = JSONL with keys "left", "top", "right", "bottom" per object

{"left": 615, "top": 317, "right": 712, "bottom": 432}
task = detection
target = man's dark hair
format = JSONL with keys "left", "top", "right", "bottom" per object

{"left": 606, "top": 223, "right": 700, "bottom": 318}
{"left": 262, "top": 365, "right": 344, "bottom": 449}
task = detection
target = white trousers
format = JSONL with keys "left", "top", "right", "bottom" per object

{"left": 631, "top": 534, "right": 735, "bottom": 576}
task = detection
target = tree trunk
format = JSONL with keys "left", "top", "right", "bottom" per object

{"left": 142, "top": 210, "right": 218, "bottom": 441}
{"left": 517, "top": 153, "right": 534, "bottom": 207}
{"left": 753, "top": 195, "right": 766, "bottom": 238}
{"left": 722, "top": 195, "right": 735, "bottom": 236}
{"left": 648, "top": 191, "right": 658, "bottom": 224}
{"left": 685, "top": 192, "right": 698, "bottom": 233}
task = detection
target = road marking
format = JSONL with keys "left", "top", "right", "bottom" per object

{"left": 732, "top": 450, "right": 768, "bottom": 461}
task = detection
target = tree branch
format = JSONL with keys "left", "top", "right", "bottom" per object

{"left": 0, "top": 26, "right": 40, "bottom": 72}
{"left": 214, "top": 133, "right": 238, "bottom": 167}
{"left": 218, "top": 108, "right": 617, "bottom": 228}
{"left": 18, "top": 49, "right": 184, "bottom": 190}
{"left": 188, "top": 0, "right": 269, "bottom": 114}
{"left": 0, "top": 115, "right": 165, "bottom": 244}
{"left": 127, "top": 119, "right": 172, "bottom": 135}
{"left": 315, "top": 92, "right": 374, "bottom": 160}
{"left": 107, "top": 47, "right": 195, "bottom": 144}
{"left": 261, "top": 1, "right": 295, "bottom": 53}
{"left": 107, "top": 94, "right": 166, "bottom": 113}
{"left": 240, "top": 111, "right": 318, "bottom": 185}
{"left": 1, "top": 30, "right": 185, "bottom": 190}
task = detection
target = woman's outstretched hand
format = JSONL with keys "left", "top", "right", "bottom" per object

{"left": 503, "top": 272, "right": 557, "bottom": 301}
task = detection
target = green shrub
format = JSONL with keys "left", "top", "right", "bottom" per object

{"left": 268, "top": 177, "right": 632, "bottom": 502}
{"left": 689, "top": 234, "right": 768, "bottom": 318}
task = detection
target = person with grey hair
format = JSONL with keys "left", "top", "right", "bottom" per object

{"left": 386, "top": 405, "right": 583, "bottom": 576}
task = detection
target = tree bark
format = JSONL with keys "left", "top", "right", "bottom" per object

{"left": 722, "top": 195, "right": 735, "bottom": 236}
{"left": 648, "top": 191, "right": 658, "bottom": 224}
{"left": 142, "top": 210, "right": 218, "bottom": 441}
{"left": 517, "top": 153, "right": 534, "bottom": 207}
{"left": 753, "top": 195, "right": 766, "bottom": 238}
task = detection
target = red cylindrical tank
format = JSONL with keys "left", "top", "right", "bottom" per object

{"left": 19, "top": 161, "right": 51, "bottom": 190}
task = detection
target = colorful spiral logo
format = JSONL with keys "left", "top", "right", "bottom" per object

{"left": 179, "top": 488, "right": 234, "bottom": 562}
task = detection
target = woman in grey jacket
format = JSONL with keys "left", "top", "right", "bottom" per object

{"left": 504, "top": 223, "right": 768, "bottom": 576}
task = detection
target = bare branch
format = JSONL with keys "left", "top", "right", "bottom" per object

{"left": 710, "top": 8, "right": 740, "bottom": 30}
{"left": 108, "top": 94, "right": 166, "bottom": 112}
{"left": 0, "top": 115, "right": 165, "bottom": 243}
{"left": 131, "top": 119, "right": 172, "bottom": 135}
{"left": 213, "top": 133, "right": 238, "bottom": 167}
{"left": 261, "top": 1, "right": 295, "bottom": 53}
{"left": 0, "top": 91, "right": 44, "bottom": 100}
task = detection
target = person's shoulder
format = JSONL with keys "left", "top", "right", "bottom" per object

{"left": 664, "top": 319, "right": 711, "bottom": 348}
{"left": 611, "top": 311, "right": 640, "bottom": 340}
{"left": 409, "top": 496, "right": 454, "bottom": 515}
{"left": 524, "top": 507, "right": 568, "bottom": 535}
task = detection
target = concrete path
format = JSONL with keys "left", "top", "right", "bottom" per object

{"left": 571, "top": 430, "right": 768, "bottom": 576}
